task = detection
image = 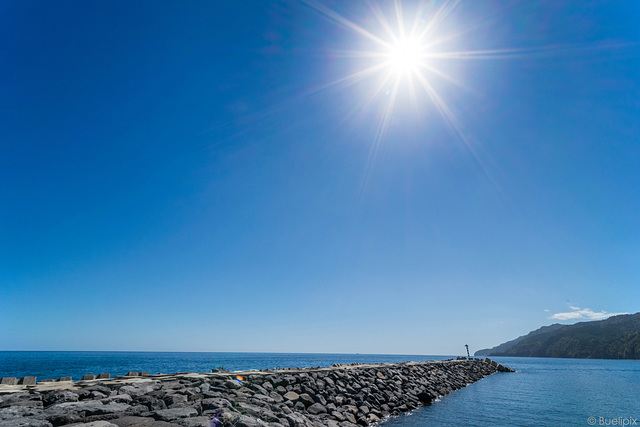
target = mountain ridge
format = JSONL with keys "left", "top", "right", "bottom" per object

{"left": 475, "top": 312, "right": 640, "bottom": 359}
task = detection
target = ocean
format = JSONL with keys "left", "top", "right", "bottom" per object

{"left": 1, "top": 352, "right": 638, "bottom": 426}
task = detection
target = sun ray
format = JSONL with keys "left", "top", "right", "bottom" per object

{"left": 303, "top": 0, "right": 633, "bottom": 193}
{"left": 301, "top": 0, "right": 391, "bottom": 48}
{"left": 305, "top": 62, "right": 390, "bottom": 97}
{"left": 368, "top": 2, "right": 402, "bottom": 45}
{"left": 416, "top": 0, "right": 460, "bottom": 41}
{"left": 357, "top": 75, "right": 401, "bottom": 206}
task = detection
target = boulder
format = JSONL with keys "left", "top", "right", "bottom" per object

{"left": 66, "top": 422, "right": 118, "bottom": 427}
{"left": 297, "top": 394, "right": 314, "bottom": 408}
{"left": 43, "top": 391, "right": 79, "bottom": 407}
{"left": 45, "top": 401, "right": 130, "bottom": 417}
{"left": 0, "top": 405, "right": 42, "bottom": 420}
{"left": 46, "top": 414, "right": 83, "bottom": 426}
{"left": 282, "top": 392, "right": 298, "bottom": 402}
{"left": 306, "top": 403, "right": 327, "bottom": 415}
{"left": 151, "top": 408, "right": 198, "bottom": 422}
{"left": 101, "top": 395, "right": 132, "bottom": 405}
{"left": 109, "top": 416, "right": 180, "bottom": 427}
{"left": 117, "top": 385, "right": 155, "bottom": 397}
{"left": 178, "top": 416, "right": 212, "bottom": 427}
{"left": 234, "top": 415, "right": 268, "bottom": 427}
{"left": 0, "top": 418, "right": 53, "bottom": 427}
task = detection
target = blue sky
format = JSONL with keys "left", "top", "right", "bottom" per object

{"left": 1, "top": 0, "right": 639, "bottom": 354}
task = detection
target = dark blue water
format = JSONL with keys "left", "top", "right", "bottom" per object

{"left": 1, "top": 353, "right": 638, "bottom": 426}
{"left": 0, "top": 351, "right": 450, "bottom": 380}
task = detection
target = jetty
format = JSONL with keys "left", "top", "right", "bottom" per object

{"left": 0, "top": 358, "right": 513, "bottom": 426}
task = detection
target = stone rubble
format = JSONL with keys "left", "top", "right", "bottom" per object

{"left": 0, "top": 359, "right": 513, "bottom": 427}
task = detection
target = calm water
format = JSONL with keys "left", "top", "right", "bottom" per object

{"left": 1, "top": 352, "right": 638, "bottom": 426}
{"left": 0, "top": 351, "right": 450, "bottom": 380}
{"left": 383, "top": 357, "right": 640, "bottom": 427}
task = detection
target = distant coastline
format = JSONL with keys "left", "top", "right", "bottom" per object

{"left": 476, "top": 313, "right": 640, "bottom": 359}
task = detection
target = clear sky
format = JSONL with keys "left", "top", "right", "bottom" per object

{"left": 1, "top": 0, "right": 639, "bottom": 355}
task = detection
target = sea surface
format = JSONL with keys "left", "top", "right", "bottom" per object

{"left": 1, "top": 352, "right": 638, "bottom": 426}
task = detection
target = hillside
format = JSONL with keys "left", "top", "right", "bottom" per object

{"left": 475, "top": 312, "right": 640, "bottom": 359}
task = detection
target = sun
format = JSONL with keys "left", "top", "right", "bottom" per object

{"left": 386, "top": 36, "right": 425, "bottom": 76}
{"left": 302, "top": 0, "right": 517, "bottom": 148}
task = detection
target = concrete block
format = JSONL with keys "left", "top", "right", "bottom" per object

{"left": 97, "top": 373, "right": 110, "bottom": 379}
{"left": 82, "top": 374, "right": 97, "bottom": 380}
{"left": 19, "top": 377, "right": 36, "bottom": 385}
{"left": 0, "top": 377, "right": 17, "bottom": 385}
{"left": 58, "top": 377, "right": 73, "bottom": 382}
{"left": 125, "top": 371, "right": 139, "bottom": 377}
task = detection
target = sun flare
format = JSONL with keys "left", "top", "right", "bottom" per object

{"left": 386, "top": 37, "right": 425, "bottom": 75}
{"left": 303, "top": 0, "right": 527, "bottom": 152}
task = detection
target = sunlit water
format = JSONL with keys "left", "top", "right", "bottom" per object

{"left": 1, "top": 353, "right": 638, "bottom": 426}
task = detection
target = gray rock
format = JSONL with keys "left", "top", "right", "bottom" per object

{"left": 306, "top": 403, "right": 327, "bottom": 415}
{"left": 224, "top": 380, "right": 241, "bottom": 390}
{"left": 152, "top": 408, "right": 198, "bottom": 422}
{"left": 46, "top": 414, "right": 83, "bottom": 426}
{"left": 234, "top": 415, "right": 268, "bottom": 427}
{"left": 124, "top": 405, "right": 148, "bottom": 416}
{"left": 45, "top": 402, "right": 130, "bottom": 417}
{"left": 268, "top": 392, "right": 283, "bottom": 403}
{"left": 110, "top": 416, "right": 180, "bottom": 426}
{"left": 133, "top": 395, "right": 165, "bottom": 411}
{"left": 117, "top": 384, "right": 155, "bottom": 397}
{"left": 343, "top": 412, "right": 357, "bottom": 424}
{"left": 282, "top": 392, "right": 298, "bottom": 401}
{"left": 0, "top": 400, "right": 43, "bottom": 410}
{"left": 176, "top": 416, "right": 211, "bottom": 427}
{"left": 164, "top": 394, "right": 187, "bottom": 406}
{"left": 43, "top": 391, "right": 79, "bottom": 407}
{"left": 331, "top": 411, "right": 345, "bottom": 421}
{"left": 67, "top": 422, "right": 118, "bottom": 427}
{"left": 0, "top": 418, "right": 53, "bottom": 427}
{"left": 0, "top": 406, "right": 42, "bottom": 420}
{"left": 200, "top": 397, "right": 231, "bottom": 412}
{"left": 297, "top": 394, "right": 314, "bottom": 408}
{"left": 101, "top": 395, "right": 131, "bottom": 405}
{"left": 313, "top": 395, "right": 327, "bottom": 406}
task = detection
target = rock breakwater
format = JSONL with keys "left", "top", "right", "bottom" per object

{"left": 0, "top": 359, "right": 513, "bottom": 427}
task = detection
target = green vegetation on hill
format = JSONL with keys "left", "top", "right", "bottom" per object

{"left": 475, "top": 312, "right": 640, "bottom": 359}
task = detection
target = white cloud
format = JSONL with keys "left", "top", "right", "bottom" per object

{"left": 550, "top": 306, "right": 627, "bottom": 321}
